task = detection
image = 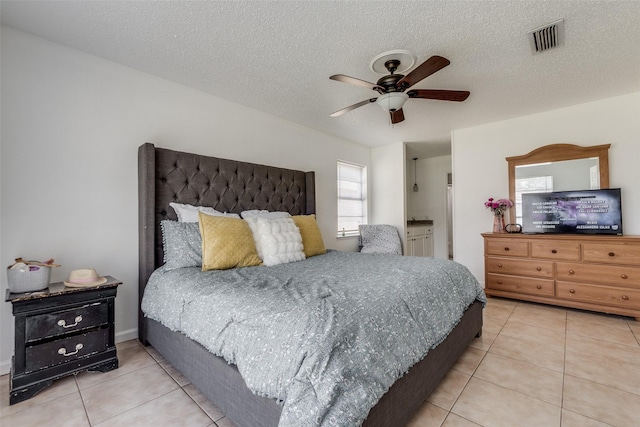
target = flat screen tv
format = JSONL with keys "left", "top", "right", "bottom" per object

{"left": 521, "top": 188, "right": 623, "bottom": 235}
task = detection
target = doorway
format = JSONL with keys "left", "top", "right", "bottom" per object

{"left": 446, "top": 172, "right": 453, "bottom": 260}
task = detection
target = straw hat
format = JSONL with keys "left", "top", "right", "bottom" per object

{"left": 64, "top": 268, "right": 107, "bottom": 288}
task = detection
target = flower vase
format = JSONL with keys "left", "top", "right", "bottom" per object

{"left": 493, "top": 214, "right": 506, "bottom": 233}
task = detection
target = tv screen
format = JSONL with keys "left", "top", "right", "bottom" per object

{"left": 521, "top": 188, "right": 623, "bottom": 235}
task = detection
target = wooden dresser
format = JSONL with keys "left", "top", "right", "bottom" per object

{"left": 482, "top": 233, "right": 640, "bottom": 320}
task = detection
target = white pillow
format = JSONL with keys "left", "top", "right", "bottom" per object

{"left": 244, "top": 217, "right": 305, "bottom": 266}
{"left": 241, "top": 210, "right": 291, "bottom": 219}
{"left": 170, "top": 202, "right": 240, "bottom": 222}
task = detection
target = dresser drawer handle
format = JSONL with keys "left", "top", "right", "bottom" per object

{"left": 504, "top": 247, "right": 510, "bottom": 251}
{"left": 497, "top": 280, "right": 503, "bottom": 284}
{"left": 551, "top": 249, "right": 557, "bottom": 254}
{"left": 536, "top": 285, "right": 542, "bottom": 289}
{"left": 57, "top": 315, "right": 83, "bottom": 328}
{"left": 569, "top": 289, "right": 576, "bottom": 294}
{"left": 58, "top": 343, "right": 84, "bottom": 357}
{"left": 568, "top": 270, "right": 575, "bottom": 275}
{"left": 621, "top": 274, "right": 628, "bottom": 279}
{"left": 536, "top": 267, "right": 542, "bottom": 271}
{"left": 609, "top": 252, "right": 616, "bottom": 257}
{"left": 497, "top": 263, "right": 503, "bottom": 268}
{"left": 621, "top": 295, "right": 629, "bottom": 301}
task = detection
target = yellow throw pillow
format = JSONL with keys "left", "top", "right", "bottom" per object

{"left": 292, "top": 215, "right": 327, "bottom": 258}
{"left": 198, "top": 213, "right": 262, "bottom": 270}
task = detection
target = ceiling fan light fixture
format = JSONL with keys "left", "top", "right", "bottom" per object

{"left": 376, "top": 92, "right": 409, "bottom": 112}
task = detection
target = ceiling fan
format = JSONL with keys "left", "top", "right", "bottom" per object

{"left": 330, "top": 53, "right": 470, "bottom": 124}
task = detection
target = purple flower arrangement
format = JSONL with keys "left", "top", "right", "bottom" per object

{"left": 484, "top": 197, "right": 513, "bottom": 216}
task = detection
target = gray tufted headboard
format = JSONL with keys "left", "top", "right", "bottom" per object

{"left": 138, "top": 143, "right": 316, "bottom": 341}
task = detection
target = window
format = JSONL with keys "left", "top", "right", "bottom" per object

{"left": 337, "top": 160, "right": 367, "bottom": 237}
{"left": 515, "top": 175, "right": 553, "bottom": 224}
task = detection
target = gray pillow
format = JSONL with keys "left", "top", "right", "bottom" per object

{"left": 161, "top": 220, "right": 202, "bottom": 270}
{"left": 359, "top": 224, "right": 403, "bottom": 255}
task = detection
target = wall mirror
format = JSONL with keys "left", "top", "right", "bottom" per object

{"left": 506, "top": 144, "right": 610, "bottom": 224}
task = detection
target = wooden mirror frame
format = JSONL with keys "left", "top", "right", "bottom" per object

{"left": 506, "top": 143, "right": 611, "bottom": 220}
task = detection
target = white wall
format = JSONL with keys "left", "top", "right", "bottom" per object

{"left": 452, "top": 92, "right": 640, "bottom": 283}
{"left": 406, "top": 155, "right": 452, "bottom": 259}
{"left": 0, "top": 27, "right": 371, "bottom": 372}
{"left": 370, "top": 143, "right": 407, "bottom": 249}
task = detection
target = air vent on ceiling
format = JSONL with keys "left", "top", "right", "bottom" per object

{"left": 528, "top": 19, "right": 564, "bottom": 54}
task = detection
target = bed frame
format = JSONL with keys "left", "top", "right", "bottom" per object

{"left": 138, "top": 143, "right": 483, "bottom": 426}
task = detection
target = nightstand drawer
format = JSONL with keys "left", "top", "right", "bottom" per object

{"left": 26, "top": 302, "right": 108, "bottom": 343}
{"left": 25, "top": 328, "right": 109, "bottom": 372}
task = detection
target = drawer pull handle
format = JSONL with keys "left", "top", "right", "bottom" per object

{"left": 609, "top": 252, "right": 616, "bottom": 257}
{"left": 551, "top": 249, "right": 557, "bottom": 254}
{"left": 497, "top": 280, "right": 503, "bottom": 284}
{"left": 536, "top": 267, "right": 542, "bottom": 271}
{"left": 504, "top": 247, "right": 510, "bottom": 251}
{"left": 536, "top": 285, "right": 542, "bottom": 289}
{"left": 622, "top": 295, "right": 629, "bottom": 301}
{"left": 57, "top": 315, "right": 83, "bottom": 328}
{"left": 58, "top": 343, "right": 84, "bottom": 357}
{"left": 569, "top": 289, "right": 576, "bottom": 294}
{"left": 621, "top": 274, "right": 628, "bottom": 279}
{"left": 497, "top": 263, "right": 503, "bottom": 268}
{"left": 568, "top": 270, "right": 575, "bottom": 275}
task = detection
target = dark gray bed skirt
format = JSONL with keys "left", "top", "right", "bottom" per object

{"left": 145, "top": 300, "right": 483, "bottom": 427}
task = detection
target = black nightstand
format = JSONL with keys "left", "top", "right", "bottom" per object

{"left": 5, "top": 276, "right": 121, "bottom": 405}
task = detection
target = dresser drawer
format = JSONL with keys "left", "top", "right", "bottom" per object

{"left": 26, "top": 302, "right": 108, "bottom": 343}
{"left": 530, "top": 241, "right": 580, "bottom": 261}
{"left": 25, "top": 328, "right": 109, "bottom": 372}
{"left": 556, "top": 281, "right": 640, "bottom": 310}
{"left": 486, "top": 257, "right": 553, "bottom": 278}
{"left": 582, "top": 243, "right": 640, "bottom": 265}
{"left": 486, "top": 239, "right": 528, "bottom": 257}
{"left": 556, "top": 262, "right": 640, "bottom": 288}
{"left": 486, "top": 274, "right": 554, "bottom": 297}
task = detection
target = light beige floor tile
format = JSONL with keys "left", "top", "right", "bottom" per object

{"left": 183, "top": 383, "right": 226, "bottom": 421}
{"left": 630, "top": 320, "right": 640, "bottom": 345}
{"left": 488, "top": 333, "right": 565, "bottom": 372}
{"left": 563, "top": 375, "right": 640, "bottom": 427}
{"left": 144, "top": 344, "right": 168, "bottom": 364}
{"left": 485, "top": 297, "right": 518, "bottom": 310}
{"left": 160, "top": 361, "right": 191, "bottom": 386}
{"left": 451, "top": 346, "right": 486, "bottom": 375}
{"left": 565, "top": 335, "right": 640, "bottom": 396}
{"left": 0, "top": 390, "right": 89, "bottom": 426}
{"left": 474, "top": 352, "right": 563, "bottom": 406}
{"left": 482, "top": 304, "right": 513, "bottom": 330}
{"left": 566, "top": 309, "right": 631, "bottom": 331}
{"left": 427, "top": 369, "right": 471, "bottom": 411}
{"left": 76, "top": 340, "right": 157, "bottom": 389}
{"left": 82, "top": 363, "right": 179, "bottom": 425}
{"left": 567, "top": 317, "right": 638, "bottom": 347}
{"left": 513, "top": 301, "right": 567, "bottom": 319}
{"left": 500, "top": 318, "right": 566, "bottom": 349}
{"left": 507, "top": 309, "right": 567, "bottom": 332}
{"left": 561, "top": 409, "right": 612, "bottom": 427}
{"left": 452, "top": 377, "right": 561, "bottom": 427}
{"left": 94, "top": 388, "right": 212, "bottom": 427}
{"left": 468, "top": 326, "right": 498, "bottom": 352}
{"left": 441, "top": 413, "right": 482, "bottom": 427}
{"left": 0, "top": 373, "right": 78, "bottom": 418}
{"left": 407, "top": 401, "right": 448, "bottom": 427}
{"left": 116, "top": 339, "right": 143, "bottom": 351}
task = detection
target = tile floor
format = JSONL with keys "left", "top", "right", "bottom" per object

{"left": 2, "top": 298, "right": 640, "bottom": 426}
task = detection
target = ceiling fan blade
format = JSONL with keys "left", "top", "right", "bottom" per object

{"left": 390, "top": 108, "right": 405, "bottom": 124}
{"left": 330, "top": 98, "right": 377, "bottom": 117}
{"left": 397, "top": 56, "right": 450, "bottom": 90}
{"left": 408, "top": 89, "right": 470, "bottom": 102}
{"left": 330, "top": 74, "right": 382, "bottom": 91}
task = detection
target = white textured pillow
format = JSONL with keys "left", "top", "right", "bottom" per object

{"left": 244, "top": 217, "right": 305, "bottom": 266}
{"left": 241, "top": 210, "right": 291, "bottom": 219}
{"left": 170, "top": 202, "right": 240, "bottom": 222}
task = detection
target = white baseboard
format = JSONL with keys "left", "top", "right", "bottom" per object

{"left": 0, "top": 328, "right": 139, "bottom": 376}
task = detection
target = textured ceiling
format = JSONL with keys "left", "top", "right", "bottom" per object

{"left": 2, "top": 1, "right": 640, "bottom": 155}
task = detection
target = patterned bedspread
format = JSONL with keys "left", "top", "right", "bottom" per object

{"left": 142, "top": 251, "right": 486, "bottom": 426}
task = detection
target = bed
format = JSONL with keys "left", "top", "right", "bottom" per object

{"left": 138, "top": 142, "right": 484, "bottom": 427}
